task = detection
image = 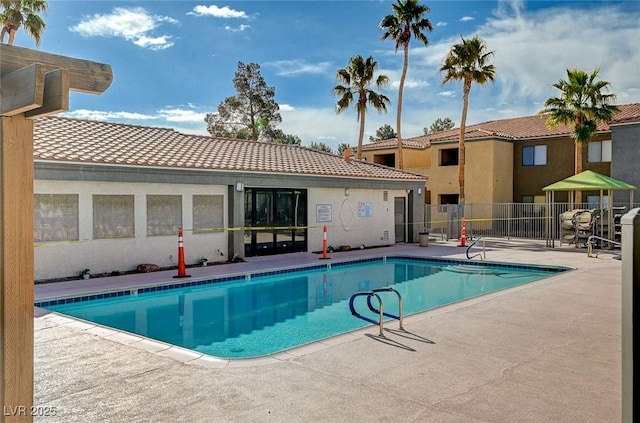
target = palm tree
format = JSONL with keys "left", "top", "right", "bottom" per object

{"left": 539, "top": 68, "right": 618, "bottom": 203}
{"left": 380, "top": 0, "right": 433, "bottom": 170}
{"left": 332, "top": 55, "right": 391, "bottom": 160}
{"left": 439, "top": 35, "right": 496, "bottom": 205}
{"left": 0, "top": 0, "right": 47, "bottom": 46}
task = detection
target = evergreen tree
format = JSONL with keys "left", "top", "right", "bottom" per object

{"left": 370, "top": 124, "right": 397, "bottom": 141}
{"left": 309, "top": 141, "right": 333, "bottom": 153}
{"left": 424, "top": 117, "right": 454, "bottom": 134}
{"left": 204, "top": 62, "right": 281, "bottom": 141}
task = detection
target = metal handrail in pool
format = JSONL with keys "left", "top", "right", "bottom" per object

{"left": 466, "top": 237, "right": 486, "bottom": 260}
{"left": 587, "top": 235, "right": 622, "bottom": 258}
{"left": 349, "top": 291, "right": 384, "bottom": 336}
{"left": 349, "top": 287, "right": 404, "bottom": 335}
{"left": 365, "top": 287, "right": 404, "bottom": 331}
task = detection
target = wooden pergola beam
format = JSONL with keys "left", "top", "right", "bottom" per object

{"left": 25, "top": 69, "right": 70, "bottom": 118}
{"left": 0, "top": 63, "right": 46, "bottom": 116}
{"left": 0, "top": 44, "right": 112, "bottom": 95}
{"left": 0, "top": 44, "right": 112, "bottom": 423}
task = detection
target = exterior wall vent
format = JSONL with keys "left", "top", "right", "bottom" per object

{"left": 383, "top": 191, "right": 388, "bottom": 201}
{"left": 382, "top": 230, "right": 389, "bottom": 241}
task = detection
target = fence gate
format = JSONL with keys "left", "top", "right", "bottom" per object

{"left": 447, "top": 204, "right": 464, "bottom": 240}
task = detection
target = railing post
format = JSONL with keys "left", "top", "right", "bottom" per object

{"left": 621, "top": 208, "right": 640, "bottom": 423}
{"left": 507, "top": 202, "right": 511, "bottom": 240}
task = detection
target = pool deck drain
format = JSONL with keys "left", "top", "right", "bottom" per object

{"left": 34, "top": 239, "right": 621, "bottom": 422}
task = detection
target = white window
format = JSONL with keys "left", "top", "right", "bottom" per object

{"left": 587, "top": 140, "right": 612, "bottom": 163}
{"left": 522, "top": 145, "right": 547, "bottom": 166}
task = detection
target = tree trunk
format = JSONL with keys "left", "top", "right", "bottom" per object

{"left": 574, "top": 141, "right": 584, "bottom": 203}
{"left": 7, "top": 28, "right": 16, "bottom": 45}
{"left": 356, "top": 105, "right": 366, "bottom": 160}
{"left": 458, "top": 79, "right": 471, "bottom": 206}
{"left": 396, "top": 45, "right": 409, "bottom": 170}
{"left": 4, "top": 22, "right": 19, "bottom": 46}
{"left": 355, "top": 92, "right": 367, "bottom": 159}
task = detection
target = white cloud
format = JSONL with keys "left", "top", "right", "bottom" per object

{"left": 62, "top": 108, "right": 210, "bottom": 136}
{"left": 265, "top": 60, "right": 333, "bottom": 77}
{"left": 397, "top": 2, "right": 640, "bottom": 126}
{"left": 279, "top": 107, "right": 363, "bottom": 150}
{"left": 134, "top": 35, "right": 174, "bottom": 50}
{"left": 479, "top": 4, "right": 640, "bottom": 105}
{"left": 158, "top": 108, "right": 207, "bottom": 123}
{"left": 460, "top": 16, "right": 475, "bottom": 22}
{"left": 68, "top": 3, "right": 640, "bottom": 152}
{"left": 188, "top": 5, "right": 248, "bottom": 19}
{"left": 62, "top": 109, "right": 158, "bottom": 121}
{"left": 69, "top": 7, "right": 177, "bottom": 50}
{"left": 223, "top": 24, "right": 251, "bottom": 32}
{"left": 390, "top": 78, "right": 430, "bottom": 90}
{"left": 436, "top": 21, "right": 448, "bottom": 27}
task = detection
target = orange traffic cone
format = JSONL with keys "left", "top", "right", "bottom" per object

{"left": 320, "top": 225, "right": 330, "bottom": 260}
{"left": 459, "top": 218, "right": 467, "bottom": 247}
{"left": 174, "top": 227, "right": 191, "bottom": 278}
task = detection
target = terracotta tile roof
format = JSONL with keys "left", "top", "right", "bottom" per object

{"left": 33, "top": 117, "right": 425, "bottom": 181}
{"left": 609, "top": 103, "right": 640, "bottom": 125}
{"left": 363, "top": 103, "right": 640, "bottom": 148}
{"left": 361, "top": 137, "right": 428, "bottom": 150}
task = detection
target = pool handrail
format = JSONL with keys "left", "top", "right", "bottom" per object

{"left": 586, "top": 235, "right": 622, "bottom": 258}
{"left": 466, "top": 237, "right": 486, "bottom": 260}
{"left": 365, "top": 287, "right": 404, "bottom": 330}
{"left": 349, "top": 291, "right": 384, "bottom": 336}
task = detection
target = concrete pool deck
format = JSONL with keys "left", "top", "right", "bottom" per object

{"left": 34, "top": 239, "right": 621, "bottom": 422}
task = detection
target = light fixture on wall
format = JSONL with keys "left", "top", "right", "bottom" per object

{"left": 235, "top": 181, "right": 245, "bottom": 192}
{"left": 345, "top": 188, "right": 350, "bottom": 196}
{"left": 418, "top": 187, "right": 423, "bottom": 195}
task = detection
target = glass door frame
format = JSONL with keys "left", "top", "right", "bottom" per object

{"left": 244, "top": 188, "right": 307, "bottom": 256}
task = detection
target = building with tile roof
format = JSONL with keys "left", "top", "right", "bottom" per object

{"left": 362, "top": 103, "right": 640, "bottom": 206}
{"left": 33, "top": 117, "right": 427, "bottom": 281}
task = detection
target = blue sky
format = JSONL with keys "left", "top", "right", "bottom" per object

{"left": 15, "top": 0, "right": 640, "bottom": 151}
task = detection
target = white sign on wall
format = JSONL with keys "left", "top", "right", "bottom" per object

{"left": 316, "top": 204, "right": 332, "bottom": 222}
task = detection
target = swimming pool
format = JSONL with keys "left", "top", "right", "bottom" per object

{"left": 38, "top": 256, "right": 568, "bottom": 358}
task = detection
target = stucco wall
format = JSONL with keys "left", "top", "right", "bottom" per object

{"left": 34, "top": 180, "right": 229, "bottom": 281}
{"left": 428, "top": 142, "right": 460, "bottom": 202}
{"left": 512, "top": 134, "right": 612, "bottom": 203}
{"left": 307, "top": 188, "right": 405, "bottom": 251}
{"left": 611, "top": 123, "right": 640, "bottom": 204}
{"left": 466, "top": 140, "right": 513, "bottom": 203}
{"left": 34, "top": 180, "right": 410, "bottom": 280}
{"left": 361, "top": 146, "right": 429, "bottom": 199}
{"left": 360, "top": 146, "right": 429, "bottom": 170}
{"left": 403, "top": 147, "right": 430, "bottom": 169}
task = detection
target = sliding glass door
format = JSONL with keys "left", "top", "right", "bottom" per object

{"left": 244, "top": 188, "right": 307, "bottom": 256}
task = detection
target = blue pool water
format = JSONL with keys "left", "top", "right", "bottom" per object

{"left": 38, "top": 256, "right": 567, "bottom": 358}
